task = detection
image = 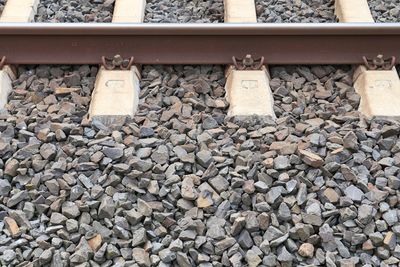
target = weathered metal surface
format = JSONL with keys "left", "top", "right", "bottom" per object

{"left": 0, "top": 23, "right": 399, "bottom": 65}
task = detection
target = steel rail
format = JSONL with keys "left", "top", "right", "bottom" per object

{"left": 0, "top": 23, "right": 399, "bottom": 65}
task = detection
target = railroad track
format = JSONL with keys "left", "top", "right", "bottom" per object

{"left": 0, "top": 0, "right": 399, "bottom": 266}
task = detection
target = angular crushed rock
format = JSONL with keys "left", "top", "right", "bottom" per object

{"left": 368, "top": 0, "right": 400, "bottom": 22}
{"left": 35, "top": 0, "right": 115, "bottom": 22}
{"left": 256, "top": 0, "right": 336, "bottom": 22}
{"left": 0, "top": 0, "right": 5, "bottom": 17}
{"left": 0, "top": 63, "right": 400, "bottom": 266}
{"left": 144, "top": 0, "right": 224, "bottom": 23}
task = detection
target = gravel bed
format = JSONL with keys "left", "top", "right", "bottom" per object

{"left": 35, "top": 0, "right": 114, "bottom": 22}
{"left": 256, "top": 0, "right": 336, "bottom": 23}
{"left": 1, "top": 64, "right": 400, "bottom": 266}
{"left": 368, "top": 0, "right": 400, "bottom": 22}
{"left": 144, "top": 0, "right": 223, "bottom": 23}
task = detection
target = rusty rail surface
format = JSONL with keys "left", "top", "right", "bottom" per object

{"left": 0, "top": 23, "right": 399, "bottom": 65}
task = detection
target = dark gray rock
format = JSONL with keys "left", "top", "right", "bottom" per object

{"left": 238, "top": 230, "right": 253, "bottom": 249}
{"left": 1, "top": 63, "right": 399, "bottom": 267}
{"left": 0, "top": 179, "right": 11, "bottom": 196}
{"left": 35, "top": 0, "right": 114, "bottom": 22}
{"left": 256, "top": 0, "right": 335, "bottom": 23}
{"left": 144, "top": 0, "right": 223, "bottom": 23}
{"left": 98, "top": 196, "right": 115, "bottom": 219}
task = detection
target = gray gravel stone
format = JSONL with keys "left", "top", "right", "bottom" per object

{"left": 382, "top": 209, "right": 398, "bottom": 226}
{"left": 343, "top": 131, "right": 358, "bottom": 151}
{"left": 40, "top": 143, "right": 57, "bottom": 159}
{"left": 277, "top": 202, "right": 291, "bottom": 222}
{"left": 266, "top": 186, "right": 283, "bottom": 204}
{"left": 277, "top": 245, "right": 294, "bottom": 262}
{"left": 274, "top": 155, "right": 291, "bottom": 170}
{"left": 196, "top": 150, "right": 213, "bottom": 168}
{"left": 50, "top": 212, "right": 68, "bottom": 225}
{"left": 0, "top": 1, "right": 5, "bottom": 17}
{"left": 98, "top": 196, "right": 115, "bottom": 219}
{"left": 369, "top": 0, "right": 400, "bottom": 22}
{"left": 7, "top": 190, "right": 28, "bottom": 207}
{"left": 344, "top": 185, "right": 364, "bottom": 202}
{"left": 358, "top": 204, "right": 374, "bottom": 225}
{"left": 209, "top": 175, "right": 229, "bottom": 193}
{"left": 144, "top": 0, "right": 223, "bottom": 23}
{"left": 2, "top": 249, "right": 16, "bottom": 263}
{"left": 137, "top": 198, "right": 153, "bottom": 217}
{"left": 62, "top": 201, "right": 80, "bottom": 218}
{"left": 1, "top": 63, "right": 400, "bottom": 266}
{"left": 132, "top": 228, "right": 147, "bottom": 247}
{"left": 103, "top": 146, "right": 124, "bottom": 160}
{"left": 159, "top": 248, "right": 176, "bottom": 263}
{"left": 35, "top": 0, "right": 114, "bottom": 22}
{"left": 0, "top": 179, "right": 11, "bottom": 196}
{"left": 256, "top": 0, "right": 335, "bottom": 23}
{"left": 238, "top": 230, "right": 253, "bottom": 249}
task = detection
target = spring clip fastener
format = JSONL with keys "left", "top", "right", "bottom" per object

{"left": 101, "top": 55, "right": 134, "bottom": 70}
{"left": 0, "top": 56, "right": 6, "bottom": 70}
{"left": 363, "top": 54, "right": 396, "bottom": 70}
{"left": 232, "top": 54, "right": 265, "bottom": 70}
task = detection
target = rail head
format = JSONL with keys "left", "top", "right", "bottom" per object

{"left": 0, "top": 23, "right": 399, "bottom": 65}
{"left": 0, "top": 23, "right": 400, "bottom": 35}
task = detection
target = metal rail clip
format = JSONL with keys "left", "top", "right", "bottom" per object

{"left": 363, "top": 54, "right": 396, "bottom": 70}
{"left": 232, "top": 54, "right": 265, "bottom": 70}
{"left": 101, "top": 55, "right": 134, "bottom": 70}
{"left": 0, "top": 56, "right": 6, "bottom": 70}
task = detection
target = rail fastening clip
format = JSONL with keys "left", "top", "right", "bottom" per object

{"left": 0, "top": 56, "right": 6, "bottom": 70}
{"left": 362, "top": 54, "right": 396, "bottom": 71}
{"left": 232, "top": 54, "right": 265, "bottom": 70}
{"left": 101, "top": 55, "right": 135, "bottom": 70}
